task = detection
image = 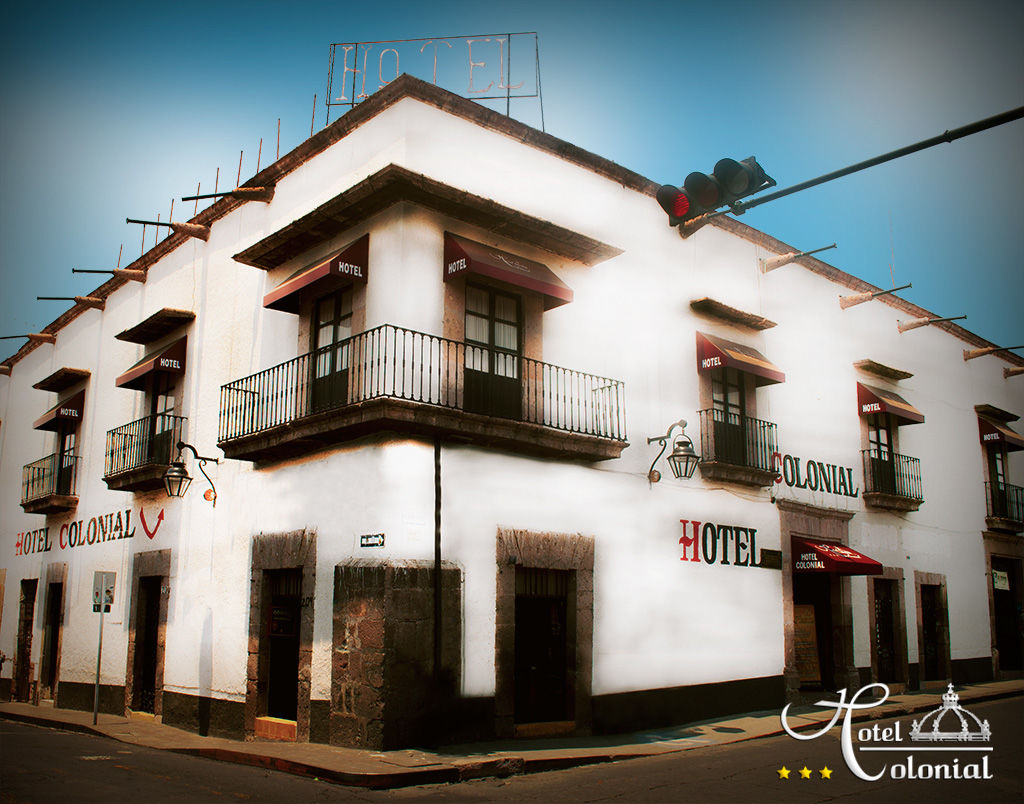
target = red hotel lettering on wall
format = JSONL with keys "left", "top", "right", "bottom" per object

{"left": 680, "top": 519, "right": 759, "bottom": 567}
{"left": 14, "top": 527, "right": 52, "bottom": 556}
{"left": 679, "top": 519, "right": 702, "bottom": 562}
{"left": 140, "top": 507, "right": 165, "bottom": 540}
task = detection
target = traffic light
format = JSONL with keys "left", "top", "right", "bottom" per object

{"left": 657, "top": 157, "right": 775, "bottom": 226}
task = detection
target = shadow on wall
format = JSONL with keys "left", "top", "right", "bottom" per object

{"left": 198, "top": 607, "right": 213, "bottom": 735}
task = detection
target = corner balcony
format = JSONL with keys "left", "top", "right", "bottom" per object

{"left": 22, "top": 453, "right": 80, "bottom": 515}
{"left": 103, "top": 414, "right": 187, "bottom": 492}
{"left": 696, "top": 409, "right": 779, "bottom": 487}
{"left": 985, "top": 481, "right": 1023, "bottom": 533}
{"left": 218, "top": 324, "right": 627, "bottom": 463}
{"left": 861, "top": 449, "right": 924, "bottom": 512}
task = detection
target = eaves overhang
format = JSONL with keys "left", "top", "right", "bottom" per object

{"left": 233, "top": 164, "right": 622, "bottom": 271}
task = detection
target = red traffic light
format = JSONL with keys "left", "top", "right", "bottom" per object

{"left": 656, "top": 185, "right": 690, "bottom": 223}
{"left": 656, "top": 157, "right": 774, "bottom": 228}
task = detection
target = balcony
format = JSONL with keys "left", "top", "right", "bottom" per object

{"left": 218, "top": 324, "right": 627, "bottom": 463}
{"left": 985, "top": 481, "right": 1024, "bottom": 533}
{"left": 696, "top": 409, "right": 778, "bottom": 487}
{"left": 104, "top": 414, "right": 187, "bottom": 492}
{"left": 861, "top": 449, "right": 924, "bottom": 512}
{"left": 21, "top": 453, "right": 80, "bottom": 514}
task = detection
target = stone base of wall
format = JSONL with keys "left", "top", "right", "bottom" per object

{"left": 332, "top": 560, "right": 462, "bottom": 751}
{"left": 162, "top": 691, "right": 245, "bottom": 739}
{"left": 55, "top": 681, "right": 125, "bottom": 715}
{"left": 592, "top": 675, "right": 785, "bottom": 735}
{"left": 952, "top": 656, "right": 995, "bottom": 685}
{"left": 310, "top": 699, "right": 330, "bottom": 743}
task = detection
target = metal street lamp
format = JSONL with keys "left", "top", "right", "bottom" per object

{"left": 647, "top": 419, "right": 700, "bottom": 483}
{"left": 163, "top": 441, "right": 219, "bottom": 506}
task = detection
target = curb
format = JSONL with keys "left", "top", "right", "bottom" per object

{"left": 0, "top": 708, "right": 108, "bottom": 739}
{"left": 171, "top": 747, "right": 462, "bottom": 790}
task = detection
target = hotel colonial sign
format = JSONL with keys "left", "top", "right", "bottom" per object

{"left": 772, "top": 451, "right": 860, "bottom": 499}
{"left": 13, "top": 504, "right": 167, "bottom": 557}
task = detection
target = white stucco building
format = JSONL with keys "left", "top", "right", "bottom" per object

{"left": 1, "top": 75, "right": 1022, "bottom": 749}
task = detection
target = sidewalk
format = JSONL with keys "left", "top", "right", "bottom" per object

{"left": 2, "top": 679, "right": 1022, "bottom": 790}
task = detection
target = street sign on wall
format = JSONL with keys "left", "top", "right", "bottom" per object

{"left": 92, "top": 571, "right": 115, "bottom": 613}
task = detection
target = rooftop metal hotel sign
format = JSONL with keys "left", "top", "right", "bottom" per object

{"left": 326, "top": 33, "right": 541, "bottom": 121}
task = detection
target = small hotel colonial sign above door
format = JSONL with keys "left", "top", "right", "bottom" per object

{"left": 771, "top": 452, "right": 860, "bottom": 499}
{"left": 326, "top": 33, "right": 540, "bottom": 119}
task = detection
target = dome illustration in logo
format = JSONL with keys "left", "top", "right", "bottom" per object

{"left": 909, "top": 684, "right": 991, "bottom": 742}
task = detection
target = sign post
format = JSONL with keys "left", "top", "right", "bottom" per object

{"left": 92, "top": 571, "right": 115, "bottom": 725}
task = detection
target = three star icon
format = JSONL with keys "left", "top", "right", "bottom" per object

{"left": 777, "top": 765, "right": 833, "bottom": 779}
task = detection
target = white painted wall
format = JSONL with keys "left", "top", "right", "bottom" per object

{"left": 1, "top": 89, "right": 1021, "bottom": 714}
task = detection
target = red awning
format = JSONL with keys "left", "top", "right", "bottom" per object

{"left": 263, "top": 235, "right": 369, "bottom": 313}
{"left": 116, "top": 337, "right": 187, "bottom": 391}
{"left": 792, "top": 538, "right": 883, "bottom": 575}
{"left": 856, "top": 383, "right": 924, "bottom": 425}
{"left": 33, "top": 389, "right": 85, "bottom": 431}
{"left": 696, "top": 331, "right": 785, "bottom": 386}
{"left": 979, "top": 415, "right": 1024, "bottom": 452}
{"left": 443, "top": 233, "right": 573, "bottom": 310}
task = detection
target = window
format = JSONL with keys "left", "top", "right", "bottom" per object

{"left": 310, "top": 289, "right": 353, "bottom": 412}
{"left": 28, "top": 388, "right": 85, "bottom": 505}
{"left": 464, "top": 284, "right": 522, "bottom": 420}
{"left": 710, "top": 366, "right": 747, "bottom": 465}
{"left": 865, "top": 413, "right": 900, "bottom": 495}
{"left": 694, "top": 332, "right": 783, "bottom": 478}
{"left": 147, "top": 372, "right": 178, "bottom": 465}
{"left": 867, "top": 413, "right": 894, "bottom": 457}
{"left": 986, "top": 441, "right": 1011, "bottom": 518}
{"left": 856, "top": 383, "right": 925, "bottom": 505}
{"left": 975, "top": 410, "right": 1023, "bottom": 526}
{"left": 55, "top": 425, "right": 77, "bottom": 496}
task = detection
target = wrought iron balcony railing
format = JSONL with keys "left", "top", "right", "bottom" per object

{"left": 22, "top": 452, "right": 80, "bottom": 504}
{"left": 104, "top": 414, "right": 187, "bottom": 477}
{"left": 219, "top": 324, "right": 626, "bottom": 444}
{"left": 861, "top": 448, "right": 923, "bottom": 501}
{"left": 697, "top": 409, "right": 778, "bottom": 473}
{"left": 986, "top": 480, "right": 1024, "bottom": 523}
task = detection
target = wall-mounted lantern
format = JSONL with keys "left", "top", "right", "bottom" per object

{"left": 163, "top": 441, "right": 219, "bottom": 506}
{"left": 647, "top": 419, "right": 700, "bottom": 483}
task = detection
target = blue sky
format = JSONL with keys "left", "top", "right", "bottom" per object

{"left": 2, "top": 0, "right": 1022, "bottom": 359}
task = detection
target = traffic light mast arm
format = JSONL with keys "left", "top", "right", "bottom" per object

{"left": 715, "top": 105, "right": 1024, "bottom": 218}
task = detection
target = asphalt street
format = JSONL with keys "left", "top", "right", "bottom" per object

{"left": 1, "top": 696, "right": 1021, "bottom": 803}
